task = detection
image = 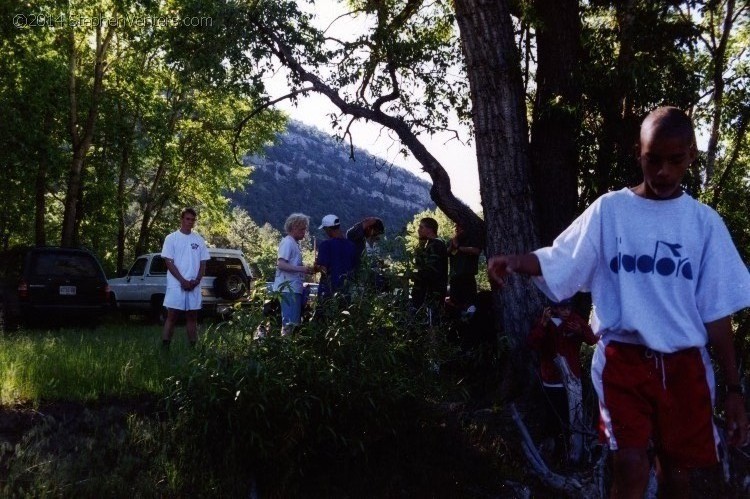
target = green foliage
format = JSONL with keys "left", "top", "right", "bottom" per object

{"left": 162, "top": 288, "right": 457, "bottom": 496}
{"left": 0, "top": 0, "right": 285, "bottom": 271}
{"left": 404, "top": 207, "right": 456, "bottom": 252}
{"left": 403, "top": 207, "right": 490, "bottom": 290}
{"left": 575, "top": 1, "right": 702, "bottom": 201}
{"left": 711, "top": 149, "right": 750, "bottom": 263}
{"left": 0, "top": 296, "right": 501, "bottom": 497}
{"left": 211, "top": 206, "right": 283, "bottom": 278}
{"left": 168, "top": 0, "right": 470, "bottom": 142}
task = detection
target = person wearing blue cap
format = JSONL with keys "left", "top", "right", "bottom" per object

{"left": 315, "top": 214, "right": 357, "bottom": 303}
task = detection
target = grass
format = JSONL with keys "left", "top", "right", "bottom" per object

{"left": 0, "top": 317, "right": 202, "bottom": 405}
{"left": 0, "top": 303, "right": 514, "bottom": 497}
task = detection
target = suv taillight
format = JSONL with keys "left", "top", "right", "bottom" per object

{"left": 18, "top": 280, "right": 28, "bottom": 299}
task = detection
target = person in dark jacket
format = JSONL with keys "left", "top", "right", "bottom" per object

{"left": 411, "top": 217, "right": 448, "bottom": 324}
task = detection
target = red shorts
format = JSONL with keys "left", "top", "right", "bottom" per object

{"left": 592, "top": 340, "right": 719, "bottom": 468}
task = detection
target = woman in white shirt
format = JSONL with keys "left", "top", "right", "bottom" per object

{"left": 273, "top": 213, "right": 313, "bottom": 335}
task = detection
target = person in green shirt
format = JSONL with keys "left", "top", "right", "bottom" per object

{"left": 447, "top": 222, "right": 482, "bottom": 313}
{"left": 411, "top": 217, "right": 448, "bottom": 323}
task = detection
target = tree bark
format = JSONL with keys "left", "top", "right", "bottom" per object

{"left": 258, "top": 27, "right": 485, "bottom": 241}
{"left": 134, "top": 91, "right": 184, "bottom": 256}
{"left": 61, "top": 23, "right": 115, "bottom": 247}
{"left": 593, "top": 0, "right": 639, "bottom": 198}
{"left": 704, "top": 0, "right": 736, "bottom": 187}
{"left": 35, "top": 108, "right": 54, "bottom": 246}
{"left": 116, "top": 137, "right": 129, "bottom": 273}
{"left": 529, "top": 0, "right": 582, "bottom": 246}
{"left": 711, "top": 103, "right": 750, "bottom": 205}
{"left": 454, "top": 0, "right": 543, "bottom": 345}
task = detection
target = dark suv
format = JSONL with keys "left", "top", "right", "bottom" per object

{"left": 0, "top": 247, "right": 110, "bottom": 331}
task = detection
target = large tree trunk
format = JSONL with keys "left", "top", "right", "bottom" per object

{"left": 454, "top": 0, "right": 543, "bottom": 345}
{"left": 592, "top": 0, "right": 639, "bottom": 198}
{"left": 35, "top": 108, "right": 54, "bottom": 246}
{"left": 704, "top": 0, "right": 736, "bottom": 188}
{"left": 116, "top": 138, "right": 129, "bottom": 272}
{"left": 134, "top": 93, "right": 184, "bottom": 256}
{"left": 61, "top": 24, "right": 115, "bottom": 247}
{"left": 529, "top": 0, "right": 582, "bottom": 246}
{"left": 711, "top": 104, "right": 750, "bottom": 205}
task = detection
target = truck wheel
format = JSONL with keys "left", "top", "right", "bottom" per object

{"left": 214, "top": 272, "right": 247, "bottom": 301}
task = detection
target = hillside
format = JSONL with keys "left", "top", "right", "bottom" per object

{"left": 235, "top": 121, "right": 435, "bottom": 235}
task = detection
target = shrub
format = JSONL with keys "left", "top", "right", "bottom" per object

{"left": 163, "top": 289, "right": 456, "bottom": 496}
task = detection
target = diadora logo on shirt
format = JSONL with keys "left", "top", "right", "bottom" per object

{"left": 609, "top": 238, "right": 693, "bottom": 280}
{"left": 191, "top": 243, "right": 199, "bottom": 250}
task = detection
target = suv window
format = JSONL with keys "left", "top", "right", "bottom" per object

{"left": 29, "top": 252, "right": 101, "bottom": 278}
{"left": 206, "top": 257, "right": 247, "bottom": 278}
{"left": 150, "top": 256, "right": 167, "bottom": 275}
{"left": 129, "top": 258, "right": 148, "bottom": 277}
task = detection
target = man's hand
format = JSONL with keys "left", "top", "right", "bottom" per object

{"left": 448, "top": 237, "right": 459, "bottom": 252}
{"left": 725, "top": 393, "right": 748, "bottom": 447}
{"left": 488, "top": 256, "right": 513, "bottom": 287}
{"left": 705, "top": 316, "right": 747, "bottom": 447}
{"left": 542, "top": 307, "right": 552, "bottom": 325}
{"left": 487, "top": 253, "right": 542, "bottom": 288}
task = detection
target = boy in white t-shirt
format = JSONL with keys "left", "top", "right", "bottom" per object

{"left": 488, "top": 107, "right": 750, "bottom": 497}
{"left": 161, "top": 207, "right": 210, "bottom": 348}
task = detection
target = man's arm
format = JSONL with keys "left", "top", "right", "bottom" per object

{"left": 451, "top": 244, "right": 482, "bottom": 256}
{"left": 315, "top": 243, "right": 329, "bottom": 275}
{"left": 164, "top": 258, "right": 191, "bottom": 290}
{"left": 346, "top": 223, "right": 362, "bottom": 242}
{"left": 706, "top": 316, "right": 748, "bottom": 447}
{"left": 187, "top": 260, "right": 206, "bottom": 291}
{"left": 488, "top": 253, "right": 542, "bottom": 287}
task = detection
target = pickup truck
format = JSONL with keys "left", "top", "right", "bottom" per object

{"left": 109, "top": 248, "right": 257, "bottom": 320}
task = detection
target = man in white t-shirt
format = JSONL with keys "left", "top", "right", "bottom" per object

{"left": 161, "top": 207, "right": 210, "bottom": 348}
{"left": 488, "top": 107, "right": 750, "bottom": 497}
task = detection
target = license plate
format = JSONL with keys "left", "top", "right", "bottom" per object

{"left": 59, "top": 286, "right": 76, "bottom": 296}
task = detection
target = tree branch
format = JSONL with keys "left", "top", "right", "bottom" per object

{"left": 711, "top": 104, "right": 750, "bottom": 205}
{"left": 372, "top": 61, "right": 401, "bottom": 111}
{"left": 231, "top": 86, "right": 315, "bottom": 164}
{"left": 259, "top": 27, "right": 482, "bottom": 232}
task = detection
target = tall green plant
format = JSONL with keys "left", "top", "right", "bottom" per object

{"left": 163, "top": 287, "right": 456, "bottom": 495}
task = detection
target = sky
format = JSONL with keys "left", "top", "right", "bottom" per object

{"left": 268, "top": 0, "right": 482, "bottom": 212}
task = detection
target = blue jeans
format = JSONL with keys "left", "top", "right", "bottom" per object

{"left": 280, "top": 292, "right": 303, "bottom": 326}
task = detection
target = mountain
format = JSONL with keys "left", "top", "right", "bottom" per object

{"left": 234, "top": 121, "right": 435, "bottom": 235}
